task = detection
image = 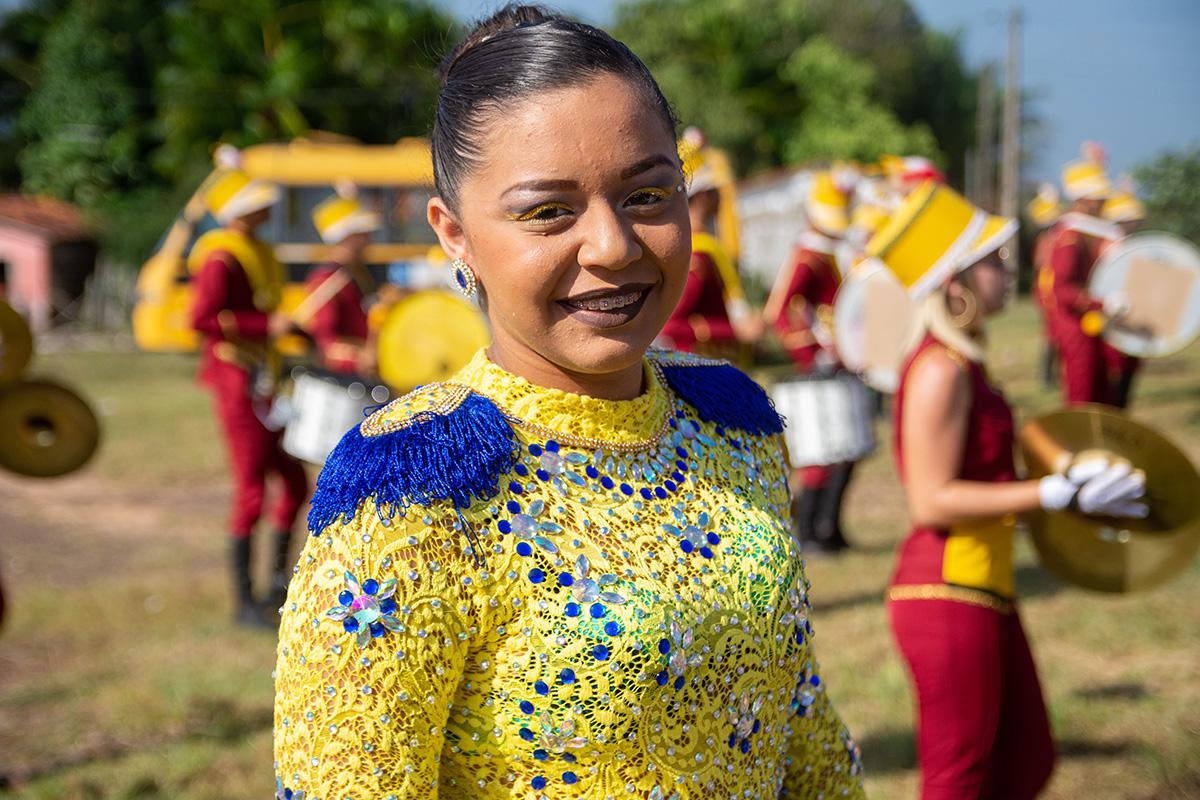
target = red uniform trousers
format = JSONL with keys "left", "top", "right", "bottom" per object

{"left": 1052, "top": 322, "right": 1110, "bottom": 405}
{"left": 888, "top": 599, "right": 1055, "bottom": 800}
{"left": 208, "top": 364, "right": 308, "bottom": 539}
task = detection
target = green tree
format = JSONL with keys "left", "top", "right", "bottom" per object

{"left": 0, "top": 0, "right": 69, "bottom": 188}
{"left": 613, "top": 0, "right": 974, "bottom": 176}
{"left": 1135, "top": 145, "right": 1200, "bottom": 243}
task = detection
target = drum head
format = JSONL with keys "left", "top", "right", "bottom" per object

{"left": 0, "top": 300, "right": 33, "bottom": 387}
{"left": 1089, "top": 232, "right": 1200, "bottom": 357}
{"left": 376, "top": 291, "right": 490, "bottom": 392}
{"left": 832, "top": 260, "right": 918, "bottom": 393}
{"left": 0, "top": 380, "right": 100, "bottom": 478}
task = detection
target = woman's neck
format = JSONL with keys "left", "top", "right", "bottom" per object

{"left": 486, "top": 340, "right": 646, "bottom": 401}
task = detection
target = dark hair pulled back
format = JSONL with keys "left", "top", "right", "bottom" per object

{"left": 432, "top": 4, "right": 678, "bottom": 211}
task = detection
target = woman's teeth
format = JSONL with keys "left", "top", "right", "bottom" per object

{"left": 571, "top": 291, "right": 641, "bottom": 311}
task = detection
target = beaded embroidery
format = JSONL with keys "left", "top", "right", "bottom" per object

{"left": 274, "top": 348, "right": 865, "bottom": 799}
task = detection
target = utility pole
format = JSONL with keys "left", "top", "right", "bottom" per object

{"left": 999, "top": 7, "right": 1021, "bottom": 275}
{"left": 975, "top": 63, "right": 996, "bottom": 210}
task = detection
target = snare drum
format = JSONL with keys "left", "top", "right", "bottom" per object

{"left": 770, "top": 372, "right": 876, "bottom": 467}
{"left": 281, "top": 368, "right": 392, "bottom": 465}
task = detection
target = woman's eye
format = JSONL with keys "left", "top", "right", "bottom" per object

{"left": 626, "top": 188, "right": 671, "bottom": 207}
{"left": 514, "top": 204, "right": 571, "bottom": 222}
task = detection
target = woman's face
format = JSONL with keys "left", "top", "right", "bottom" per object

{"left": 964, "top": 254, "right": 1011, "bottom": 316}
{"left": 428, "top": 73, "right": 691, "bottom": 382}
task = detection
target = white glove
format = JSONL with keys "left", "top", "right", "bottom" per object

{"left": 1102, "top": 291, "right": 1131, "bottom": 319}
{"left": 1038, "top": 456, "right": 1148, "bottom": 518}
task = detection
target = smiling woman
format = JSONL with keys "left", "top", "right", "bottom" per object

{"left": 272, "top": 5, "right": 865, "bottom": 799}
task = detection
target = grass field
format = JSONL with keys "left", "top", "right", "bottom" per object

{"left": 1, "top": 300, "right": 1198, "bottom": 799}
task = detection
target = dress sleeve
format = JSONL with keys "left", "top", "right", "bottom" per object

{"left": 273, "top": 501, "right": 484, "bottom": 798}
{"left": 1049, "top": 233, "right": 1101, "bottom": 315}
{"left": 190, "top": 252, "right": 270, "bottom": 340}
{"left": 780, "top": 617, "right": 866, "bottom": 798}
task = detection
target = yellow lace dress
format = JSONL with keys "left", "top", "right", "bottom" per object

{"left": 273, "top": 349, "right": 865, "bottom": 800}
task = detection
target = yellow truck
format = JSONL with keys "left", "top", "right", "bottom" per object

{"left": 132, "top": 136, "right": 438, "bottom": 352}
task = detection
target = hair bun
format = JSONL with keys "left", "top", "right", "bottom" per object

{"left": 440, "top": 4, "right": 557, "bottom": 84}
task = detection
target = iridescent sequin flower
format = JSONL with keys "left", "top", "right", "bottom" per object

{"left": 655, "top": 619, "right": 704, "bottom": 691}
{"left": 539, "top": 711, "right": 589, "bottom": 755}
{"left": 779, "top": 587, "right": 810, "bottom": 644}
{"left": 662, "top": 507, "right": 721, "bottom": 558}
{"left": 842, "top": 727, "right": 864, "bottom": 776}
{"left": 499, "top": 498, "right": 562, "bottom": 556}
{"left": 790, "top": 668, "right": 822, "bottom": 717}
{"left": 561, "top": 554, "right": 626, "bottom": 621}
{"left": 727, "top": 691, "right": 764, "bottom": 753}
{"left": 325, "top": 571, "right": 401, "bottom": 648}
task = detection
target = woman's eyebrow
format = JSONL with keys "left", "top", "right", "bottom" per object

{"left": 621, "top": 154, "right": 676, "bottom": 179}
{"left": 500, "top": 155, "right": 676, "bottom": 199}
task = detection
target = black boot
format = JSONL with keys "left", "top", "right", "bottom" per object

{"left": 265, "top": 528, "right": 294, "bottom": 612}
{"left": 1112, "top": 367, "right": 1136, "bottom": 410}
{"left": 231, "top": 537, "right": 271, "bottom": 630}
{"left": 1041, "top": 343, "right": 1058, "bottom": 389}
{"left": 793, "top": 486, "right": 837, "bottom": 555}
{"left": 814, "top": 462, "right": 855, "bottom": 552}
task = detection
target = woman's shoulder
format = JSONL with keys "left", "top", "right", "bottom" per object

{"left": 307, "top": 381, "right": 520, "bottom": 537}
{"left": 649, "top": 348, "right": 784, "bottom": 438}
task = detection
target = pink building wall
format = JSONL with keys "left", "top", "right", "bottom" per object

{"left": 0, "top": 226, "right": 53, "bottom": 332}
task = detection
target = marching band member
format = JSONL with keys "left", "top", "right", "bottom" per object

{"left": 190, "top": 161, "right": 310, "bottom": 627}
{"left": 1100, "top": 185, "right": 1148, "bottom": 407}
{"left": 1043, "top": 145, "right": 1125, "bottom": 405}
{"left": 870, "top": 181, "right": 1147, "bottom": 800}
{"left": 274, "top": 7, "right": 864, "bottom": 797}
{"left": 1027, "top": 183, "right": 1064, "bottom": 388}
{"left": 304, "top": 189, "right": 381, "bottom": 377}
{"left": 659, "top": 161, "right": 747, "bottom": 358}
{"left": 765, "top": 171, "right": 856, "bottom": 553}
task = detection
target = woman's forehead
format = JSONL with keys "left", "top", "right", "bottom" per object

{"left": 468, "top": 74, "right": 678, "bottom": 191}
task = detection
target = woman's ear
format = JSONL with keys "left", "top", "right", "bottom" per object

{"left": 427, "top": 196, "right": 469, "bottom": 262}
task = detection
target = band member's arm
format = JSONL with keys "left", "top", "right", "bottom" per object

{"left": 190, "top": 252, "right": 270, "bottom": 341}
{"left": 1048, "top": 233, "right": 1102, "bottom": 316}
{"left": 901, "top": 346, "right": 1041, "bottom": 527}
{"left": 274, "top": 505, "right": 482, "bottom": 798}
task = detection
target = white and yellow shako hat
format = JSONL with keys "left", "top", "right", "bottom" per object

{"left": 1062, "top": 141, "right": 1114, "bottom": 201}
{"left": 1026, "top": 183, "right": 1062, "bottom": 228}
{"left": 312, "top": 182, "right": 381, "bottom": 244}
{"left": 205, "top": 145, "right": 281, "bottom": 225}
{"left": 866, "top": 180, "right": 1017, "bottom": 299}
{"left": 1102, "top": 177, "right": 1145, "bottom": 222}
{"left": 805, "top": 171, "right": 850, "bottom": 237}
{"left": 679, "top": 127, "right": 732, "bottom": 197}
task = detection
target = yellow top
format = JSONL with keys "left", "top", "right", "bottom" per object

{"left": 273, "top": 349, "right": 865, "bottom": 799}
{"left": 186, "top": 228, "right": 285, "bottom": 312}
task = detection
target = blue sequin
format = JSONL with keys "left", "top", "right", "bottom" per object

{"left": 536, "top": 469, "right": 550, "bottom": 481}
{"left": 654, "top": 487, "right": 668, "bottom": 499}
{"left": 380, "top": 598, "right": 397, "bottom": 615}
{"left": 558, "top": 573, "right": 574, "bottom": 587}
{"left": 506, "top": 500, "right": 521, "bottom": 514}
{"left": 563, "top": 771, "right": 578, "bottom": 784}
{"left": 528, "top": 568, "right": 545, "bottom": 584}
{"left": 338, "top": 590, "right": 354, "bottom": 606}
{"left": 528, "top": 443, "right": 543, "bottom": 456}
{"left": 600, "top": 476, "right": 614, "bottom": 489}
{"left": 508, "top": 481, "right": 523, "bottom": 494}
{"left": 343, "top": 618, "right": 359, "bottom": 633}
{"left": 676, "top": 446, "right": 688, "bottom": 458}
{"left": 658, "top": 638, "right": 671, "bottom": 654}
{"left": 604, "top": 621, "right": 621, "bottom": 636}
{"left": 811, "top": 675, "right": 821, "bottom": 687}
{"left": 656, "top": 670, "right": 669, "bottom": 686}
{"left": 514, "top": 463, "right": 529, "bottom": 476}
{"left": 585, "top": 466, "right": 599, "bottom": 479}
{"left": 700, "top": 547, "right": 714, "bottom": 559}
{"left": 535, "top": 680, "right": 549, "bottom": 696}
{"left": 680, "top": 540, "right": 694, "bottom": 554}
{"left": 531, "top": 775, "right": 547, "bottom": 789}
{"left": 592, "top": 644, "right": 609, "bottom": 660}
{"left": 707, "top": 532, "right": 721, "bottom": 545}
{"left": 740, "top": 739, "right": 751, "bottom": 754}
{"left": 676, "top": 460, "right": 688, "bottom": 472}
{"left": 565, "top": 602, "right": 581, "bottom": 617}
{"left": 560, "top": 668, "right": 576, "bottom": 684}
{"left": 674, "top": 675, "right": 685, "bottom": 691}
{"left": 370, "top": 622, "right": 385, "bottom": 637}
{"left": 664, "top": 480, "right": 677, "bottom": 492}
{"left": 519, "top": 700, "right": 534, "bottom": 714}
{"left": 498, "top": 520, "right": 513, "bottom": 534}
{"left": 619, "top": 483, "right": 634, "bottom": 496}
{"left": 520, "top": 727, "right": 534, "bottom": 741}
{"left": 672, "top": 471, "right": 685, "bottom": 482}
{"left": 589, "top": 603, "right": 606, "bottom": 619}
{"left": 516, "top": 542, "right": 533, "bottom": 557}
{"left": 546, "top": 440, "right": 560, "bottom": 452}
{"left": 533, "top": 750, "right": 549, "bottom": 762}
{"left": 639, "top": 488, "right": 653, "bottom": 500}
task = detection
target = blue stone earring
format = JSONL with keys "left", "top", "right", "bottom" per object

{"left": 452, "top": 257, "right": 477, "bottom": 298}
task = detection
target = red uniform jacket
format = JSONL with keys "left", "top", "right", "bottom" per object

{"left": 305, "top": 263, "right": 371, "bottom": 375}
{"left": 766, "top": 239, "right": 840, "bottom": 371}
{"left": 661, "top": 250, "right": 736, "bottom": 352}
{"left": 191, "top": 249, "right": 270, "bottom": 392}
{"left": 891, "top": 335, "right": 1018, "bottom": 598}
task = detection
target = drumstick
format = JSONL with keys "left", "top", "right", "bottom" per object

{"left": 1020, "top": 420, "right": 1075, "bottom": 475}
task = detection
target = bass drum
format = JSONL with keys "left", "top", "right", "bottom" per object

{"left": 281, "top": 368, "right": 391, "bottom": 465}
{"left": 375, "top": 290, "right": 490, "bottom": 393}
{"left": 1088, "top": 232, "right": 1200, "bottom": 357}
{"left": 770, "top": 372, "right": 876, "bottom": 468}
{"left": 832, "top": 259, "right": 919, "bottom": 393}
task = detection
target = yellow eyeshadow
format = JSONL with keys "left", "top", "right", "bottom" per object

{"left": 509, "top": 203, "right": 566, "bottom": 222}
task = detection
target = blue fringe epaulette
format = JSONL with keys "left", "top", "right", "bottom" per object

{"left": 307, "top": 383, "right": 519, "bottom": 536}
{"left": 650, "top": 349, "right": 785, "bottom": 437}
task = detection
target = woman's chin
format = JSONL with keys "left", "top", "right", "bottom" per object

{"left": 543, "top": 322, "right": 662, "bottom": 377}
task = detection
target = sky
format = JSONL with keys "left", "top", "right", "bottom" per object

{"left": 437, "top": 0, "right": 1200, "bottom": 182}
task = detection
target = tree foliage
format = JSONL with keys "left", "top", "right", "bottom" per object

{"left": 613, "top": 0, "right": 974, "bottom": 177}
{"left": 1135, "top": 145, "right": 1200, "bottom": 244}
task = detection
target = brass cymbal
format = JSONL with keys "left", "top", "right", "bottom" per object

{"left": 0, "top": 380, "right": 100, "bottom": 478}
{"left": 0, "top": 300, "right": 33, "bottom": 386}
{"left": 1019, "top": 404, "right": 1200, "bottom": 593}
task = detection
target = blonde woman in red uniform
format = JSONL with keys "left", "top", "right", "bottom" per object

{"left": 868, "top": 182, "right": 1147, "bottom": 799}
